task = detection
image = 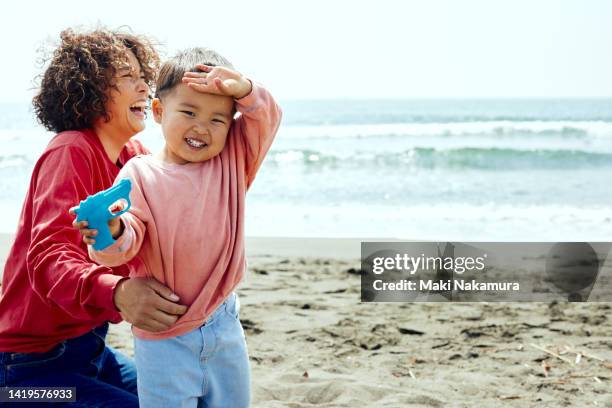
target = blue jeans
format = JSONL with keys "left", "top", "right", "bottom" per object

{"left": 0, "top": 323, "right": 138, "bottom": 407}
{"left": 134, "top": 293, "right": 250, "bottom": 408}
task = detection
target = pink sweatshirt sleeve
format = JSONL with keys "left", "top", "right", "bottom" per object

{"left": 88, "top": 162, "right": 149, "bottom": 266}
{"left": 232, "top": 82, "right": 282, "bottom": 188}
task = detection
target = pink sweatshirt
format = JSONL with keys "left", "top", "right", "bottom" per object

{"left": 89, "top": 84, "right": 281, "bottom": 340}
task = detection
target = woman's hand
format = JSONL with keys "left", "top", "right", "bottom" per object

{"left": 113, "top": 277, "right": 188, "bottom": 332}
{"left": 182, "top": 64, "right": 252, "bottom": 99}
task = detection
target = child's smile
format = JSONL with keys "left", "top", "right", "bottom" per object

{"left": 185, "top": 137, "right": 208, "bottom": 149}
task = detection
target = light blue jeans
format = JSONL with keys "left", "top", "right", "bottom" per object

{"left": 134, "top": 293, "right": 250, "bottom": 408}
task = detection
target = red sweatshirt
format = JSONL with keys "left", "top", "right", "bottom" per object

{"left": 0, "top": 129, "right": 148, "bottom": 352}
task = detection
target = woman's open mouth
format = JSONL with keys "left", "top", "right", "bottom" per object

{"left": 129, "top": 103, "right": 147, "bottom": 119}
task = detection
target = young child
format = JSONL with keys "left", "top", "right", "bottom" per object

{"left": 75, "top": 47, "right": 281, "bottom": 407}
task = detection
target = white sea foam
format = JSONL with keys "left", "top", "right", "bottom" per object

{"left": 245, "top": 203, "right": 612, "bottom": 241}
{"left": 277, "top": 121, "right": 612, "bottom": 139}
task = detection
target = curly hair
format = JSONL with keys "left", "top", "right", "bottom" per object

{"left": 32, "top": 27, "right": 160, "bottom": 133}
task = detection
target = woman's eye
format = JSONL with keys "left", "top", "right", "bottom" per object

{"left": 121, "top": 72, "right": 143, "bottom": 80}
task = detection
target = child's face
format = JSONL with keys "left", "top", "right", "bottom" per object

{"left": 152, "top": 83, "right": 234, "bottom": 164}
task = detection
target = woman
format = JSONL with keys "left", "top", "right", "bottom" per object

{"left": 0, "top": 27, "right": 186, "bottom": 406}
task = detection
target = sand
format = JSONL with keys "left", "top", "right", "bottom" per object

{"left": 1, "top": 234, "right": 611, "bottom": 407}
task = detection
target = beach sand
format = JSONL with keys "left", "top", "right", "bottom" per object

{"left": 1, "top": 234, "right": 611, "bottom": 407}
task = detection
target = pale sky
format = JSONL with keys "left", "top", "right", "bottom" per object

{"left": 1, "top": 0, "right": 612, "bottom": 102}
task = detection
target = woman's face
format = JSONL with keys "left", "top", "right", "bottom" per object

{"left": 104, "top": 50, "right": 150, "bottom": 137}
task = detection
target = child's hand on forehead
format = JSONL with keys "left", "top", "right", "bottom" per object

{"left": 182, "top": 65, "right": 252, "bottom": 99}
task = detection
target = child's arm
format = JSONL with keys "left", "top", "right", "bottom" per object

{"left": 73, "top": 165, "right": 149, "bottom": 267}
{"left": 183, "top": 65, "right": 282, "bottom": 187}
{"left": 231, "top": 82, "right": 282, "bottom": 188}
{"left": 86, "top": 212, "right": 144, "bottom": 267}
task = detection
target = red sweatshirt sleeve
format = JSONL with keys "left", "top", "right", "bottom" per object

{"left": 232, "top": 82, "right": 282, "bottom": 188}
{"left": 26, "top": 146, "right": 125, "bottom": 322}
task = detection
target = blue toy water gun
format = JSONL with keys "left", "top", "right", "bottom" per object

{"left": 74, "top": 178, "right": 132, "bottom": 251}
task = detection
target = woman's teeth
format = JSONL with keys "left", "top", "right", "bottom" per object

{"left": 129, "top": 106, "right": 147, "bottom": 119}
{"left": 129, "top": 105, "right": 146, "bottom": 113}
{"left": 186, "top": 138, "right": 206, "bottom": 148}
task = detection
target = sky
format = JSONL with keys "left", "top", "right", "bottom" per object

{"left": 1, "top": 0, "right": 612, "bottom": 102}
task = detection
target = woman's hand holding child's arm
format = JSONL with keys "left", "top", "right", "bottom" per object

{"left": 113, "top": 277, "right": 188, "bottom": 332}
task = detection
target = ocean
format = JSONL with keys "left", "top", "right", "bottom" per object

{"left": 1, "top": 99, "right": 611, "bottom": 240}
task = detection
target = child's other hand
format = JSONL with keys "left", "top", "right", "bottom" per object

{"left": 69, "top": 206, "right": 97, "bottom": 246}
{"left": 69, "top": 207, "right": 123, "bottom": 246}
{"left": 182, "top": 65, "right": 252, "bottom": 99}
